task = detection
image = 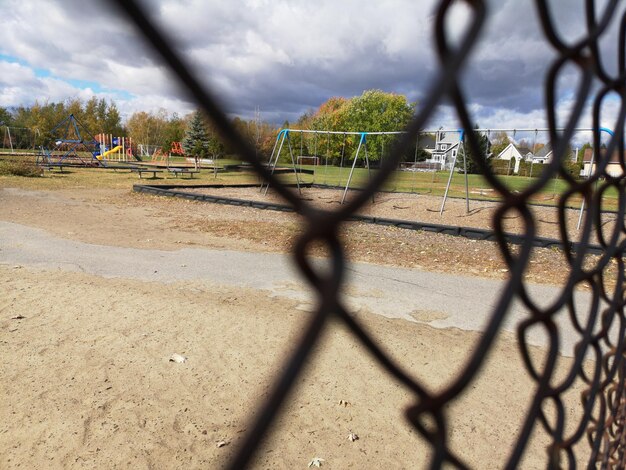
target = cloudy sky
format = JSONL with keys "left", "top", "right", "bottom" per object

{"left": 0, "top": 0, "right": 622, "bottom": 131}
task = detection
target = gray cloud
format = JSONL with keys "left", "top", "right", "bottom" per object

{"left": 0, "top": 0, "right": 623, "bottom": 131}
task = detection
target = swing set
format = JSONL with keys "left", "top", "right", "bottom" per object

{"left": 261, "top": 129, "right": 404, "bottom": 204}
{"left": 261, "top": 126, "right": 615, "bottom": 229}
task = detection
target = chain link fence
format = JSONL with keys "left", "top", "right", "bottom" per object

{"left": 110, "top": 1, "right": 626, "bottom": 467}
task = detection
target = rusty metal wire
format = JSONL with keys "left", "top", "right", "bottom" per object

{"left": 110, "top": 0, "right": 626, "bottom": 467}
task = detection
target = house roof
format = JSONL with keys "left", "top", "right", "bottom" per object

{"left": 534, "top": 143, "right": 552, "bottom": 159}
{"left": 437, "top": 131, "right": 461, "bottom": 145}
{"left": 583, "top": 147, "right": 623, "bottom": 163}
{"left": 417, "top": 134, "right": 436, "bottom": 149}
{"left": 496, "top": 143, "right": 531, "bottom": 159}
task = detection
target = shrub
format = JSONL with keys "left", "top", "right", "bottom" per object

{"left": 0, "top": 160, "right": 42, "bottom": 177}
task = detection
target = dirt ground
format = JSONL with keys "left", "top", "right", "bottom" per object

{"left": 184, "top": 185, "right": 594, "bottom": 241}
{"left": 0, "top": 182, "right": 597, "bottom": 468}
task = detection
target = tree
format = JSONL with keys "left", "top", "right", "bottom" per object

{"left": 206, "top": 132, "right": 224, "bottom": 159}
{"left": 230, "top": 115, "right": 278, "bottom": 160}
{"left": 489, "top": 131, "right": 510, "bottom": 157}
{"left": 103, "top": 102, "right": 124, "bottom": 136}
{"left": 127, "top": 109, "right": 170, "bottom": 148}
{"left": 162, "top": 112, "right": 187, "bottom": 151}
{"left": 300, "top": 90, "right": 415, "bottom": 164}
{"left": 0, "top": 107, "right": 13, "bottom": 126}
{"left": 311, "top": 97, "right": 348, "bottom": 130}
{"left": 457, "top": 125, "right": 490, "bottom": 174}
{"left": 182, "top": 110, "right": 210, "bottom": 158}
{"left": 339, "top": 89, "right": 415, "bottom": 134}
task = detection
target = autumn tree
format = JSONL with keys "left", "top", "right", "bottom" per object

{"left": 230, "top": 116, "right": 278, "bottom": 160}
{"left": 126, "top": 109, "right": 172, "bottom": 149}
{"left": 311, "top": 97, "right": 348, "bottom": 131}
{"left": 489, "top": 131, "right": 510, "bottom": 157}
{"left": 7, "top": 98, "right": 123, "bottom": 149}
{"left": 162, "top": 112, "right": 187, "bottom": 151}
{"left": 300, "top": 90, "right": 415, "bottom": 164}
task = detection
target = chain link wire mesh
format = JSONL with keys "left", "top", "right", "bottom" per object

{"left": 110, "top": 0, "right": 626, "bottom": 467}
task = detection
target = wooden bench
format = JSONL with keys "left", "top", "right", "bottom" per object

{"left": 130, "top": 168, "right": 164, "bottom": 179}
{"left": 168, "top": 168, "right": 200, "bottom": 179}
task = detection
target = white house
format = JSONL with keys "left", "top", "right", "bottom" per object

{"left": 531, "top": 144, "right": 553, "bottom": 164}
{"left": 496, "top": 143, "right": 533, "bottom": 174}
{"left": 581, "top": 148, "right": 624, "bottom": 178}
{"left": 425, "top": 130, "right": 462, "bottom": 170}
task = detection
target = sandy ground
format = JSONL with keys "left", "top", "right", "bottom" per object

{"left": 0, "top": 184, "right": 596, "bottom": 468}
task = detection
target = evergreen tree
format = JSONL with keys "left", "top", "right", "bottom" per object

{"left": 104, "top": 102, "right": 124, "bottom": 136}
{"left": 0, "top": 107, "right": 13, "bottom": 126}
{"left": 457, "top": 125, "right": 490, "bottom": 174}
{"left": 182, "top": 111, "right": 210, "bottom": 158}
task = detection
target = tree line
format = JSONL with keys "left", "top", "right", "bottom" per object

{"left": 0, "top": 89, "right": 416, "bottom": 163}
{"left": 0, "top": 98, "right": 278, "bottom": 159}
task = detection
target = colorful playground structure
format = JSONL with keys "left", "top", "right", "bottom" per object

{"left": 95, "top": 133, "right": 134, "bottom": 161}
{"left": 34, "top": 114, "right": 198, "bottom": 171}
{"left": 36, "top": 114, "right": 140, "bottom": 167}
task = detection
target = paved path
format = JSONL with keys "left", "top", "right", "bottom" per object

{"left": 1, "top": 221, "right": 594, "bottom": 356}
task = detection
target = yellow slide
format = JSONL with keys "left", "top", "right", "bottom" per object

{"left": 102, "top": 145, "right": 123, "bottom": 158}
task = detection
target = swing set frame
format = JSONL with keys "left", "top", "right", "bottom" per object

{"left": 262, "top": 127, "right": 615, "bottom": 226}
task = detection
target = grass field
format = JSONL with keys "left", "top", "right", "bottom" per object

{"left": 0, "top": 153, "right": 617, "bottom": 211}
{"left": 291, "top": 164, "right": 617, "bottom": 210}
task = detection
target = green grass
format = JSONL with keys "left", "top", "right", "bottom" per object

{"left": 282, "top": 163, "right": 618, "bottom": 210}
{"left": 0, "top": 147, "right": 38, "bottom": 154}
{"left": 0, "top": 154, "right": 618, "bottom": 211}
{"left": 0, "top": 155, "right": 260, "bottom": 190}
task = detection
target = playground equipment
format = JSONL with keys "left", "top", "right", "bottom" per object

{"left": 37, "top": 114, "right": 103, "bottom": 167}
{"left": 264, "top": 129, "right": 442, "bottom": 202}
{"left": 137, "top": 143, "right": 161, "bottom": 159}
{"left": 437, "top": 127, "right": 613, "bottom": 216}
{"left": 95, "top": 134, "right": 136, "bottom": 161}
{"left": 266, "top": 127, "right": 614, "bottom": 224}
{"left": 170, "top": 141, "right": 184, "bottom": 155}
{"left": 137, "top": 142, "right": 187, "bottom": 165}
{"left": 100, "top": 145, "right": 123, "bottom": 159}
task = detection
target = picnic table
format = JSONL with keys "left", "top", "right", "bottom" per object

{"left": 130, "top": 168, "right": 164, "bottom": 179}
{"left": 168, "top": 168, "right": 200, "bottom": 178}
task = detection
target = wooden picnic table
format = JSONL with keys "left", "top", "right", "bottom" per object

{"left": 168, "top": 168, "right": 200, "bottom": 178}
{"left": 131, "top": 168, "right": 164, "bottom": 179}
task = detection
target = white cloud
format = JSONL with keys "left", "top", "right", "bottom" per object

{"left": 0, "top": 0, "right": 623, "bottom": 131}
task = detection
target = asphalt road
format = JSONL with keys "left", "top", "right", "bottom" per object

{"left": 1, "top": 220, "right": 598, "bottom": 357}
